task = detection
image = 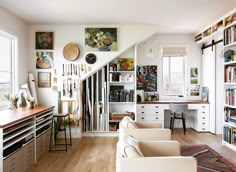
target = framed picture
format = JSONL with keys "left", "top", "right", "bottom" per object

{"left": 85, "top": 28, "right": 117, "bottom": 51}
{"left": 38, "top": 72, "right": 51, "bottom": 88}
{"left": 36, "top": 51, "right": 53, "bottom": 69}
{"left": 35, "top": 32, "right": 54, "bottom": 50}
{"left": 190, "top": 79, "right": 198, "bottom": 84}
{"left": 190, "top": 68, "right": 198, "bottom": 77}
{"left": 137, "top": 65, "right": 157, "bottom": 91}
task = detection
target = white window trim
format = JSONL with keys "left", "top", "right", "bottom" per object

{"left": 159, "top": 45, "right": 188, "bottom": 101}
{"left": 0, "top": 30, "right": 18, "bottom": 108}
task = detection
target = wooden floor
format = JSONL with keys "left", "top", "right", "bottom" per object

{"left": 27, "top": 129, "right": 236, "bottom": 172}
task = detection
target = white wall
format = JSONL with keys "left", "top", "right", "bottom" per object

{"left": 0, "top": 7, "right": 29, "bottom": 89}
{"left": 29, "top": 25, "right": 159, "bottom": 108}
{"left": 137, "top": 33, "right": 202, "bottom": 100}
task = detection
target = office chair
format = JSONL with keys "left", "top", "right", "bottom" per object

{"left": 169, "top": 104, "right": 188, "bottom": 134}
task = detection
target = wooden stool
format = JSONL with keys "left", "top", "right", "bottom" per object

{"left": 49, "top": 113, "right": 72, "bottom": 152}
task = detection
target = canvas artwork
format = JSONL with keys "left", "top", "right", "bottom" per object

{"left": 190, "top": 89, "right": 200, "bottom": 96}
{"left": 191, "top": 78, "right": 198, "bottom": 84}
{"left": 38, "top": 72, "right": 51, "bottom": 88}
{"left": 137, "top": 65, "right": 157, "bottom": 91}
{"left": 190, "top": 68, "right": 198, "bottom": 77}
{"left": 36, "top": 52, "right": 53, "bottom": 69}
{"left": 117, "top": 58, "right": 134, "bottom": 71}
{"left": 85, "top": 28, "right": 117, "bottom": 51}
{"left": 35, "top": 32, "right": 53, "bottom": 50}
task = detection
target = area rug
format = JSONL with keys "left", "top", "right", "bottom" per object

{"left": 181, "top": 144, "right": 236, "bottom": 172}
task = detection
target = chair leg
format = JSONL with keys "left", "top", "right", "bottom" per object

{"left": 169, "top": 116, "right": 173, "bottom": 129}
{"left": 182, "top": 113, "right": 186, "bottom": 135}
{"left": 49, "top": 117, "right": 54, "bottom": 152}
{"left": 64, "top": 116, "right": 67, "bottom": 152}
{"left": 171, "top": 114, "right": 175, "bottom": 134}
{"left": 68, "top": 115, "right": 72, "bottom": 145}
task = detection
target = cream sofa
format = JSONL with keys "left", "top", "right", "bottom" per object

{"left": 116, "top": 136, "right": 197, "bottom": 172}
{"left": 119, "top": 116, "right": 171, "bottom": 141}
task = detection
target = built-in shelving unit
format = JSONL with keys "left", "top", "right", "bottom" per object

{"left": 107, "top": 57, "right": 136, "bottom": 131}
{"left": 223, "top": 19, "right": 236, "bottom": 151}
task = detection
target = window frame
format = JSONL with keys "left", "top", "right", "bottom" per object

{"left": 0, "top": 30, "right": 18, "bottom": 110}
{"left": 159, "top": 45, "right": 188, "bottom": 100}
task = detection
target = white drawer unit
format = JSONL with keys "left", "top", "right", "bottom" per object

{"left": 137, "top": 104, "right": 164, "bottom": 127}
{"left": 193, "top": 104, "right": 210, "bottom": 132}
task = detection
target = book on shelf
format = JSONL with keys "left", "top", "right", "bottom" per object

{"left": 224, "top": 25, "right": 236, "bottom": 45}
{"left": 225, "top": 89, "right": 236, "bottom": 106}
{"left": 225, "top": 66, "right": 236, "bottom": 83}
{"left": 223, "top": 126, "right": 236, "bottom": 145}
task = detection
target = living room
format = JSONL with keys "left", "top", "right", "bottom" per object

{"left": 0, "top": 0, "right": 236, "bottom": 172}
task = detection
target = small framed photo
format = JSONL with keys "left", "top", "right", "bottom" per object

{"left": 38, "top": 72, "right": 51, "bottom": 88}
{"left": 35, "top": 32, "right": 54, "bottom": 50}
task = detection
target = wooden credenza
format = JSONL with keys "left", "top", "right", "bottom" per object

{"left": 0, "top": 106, "right": 54, "bottom": 172}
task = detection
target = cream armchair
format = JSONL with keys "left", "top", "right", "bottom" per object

{"left": 116, "top": 136, "right": 197, "bottom": 172}
{"left": 119, "top": 116, "right": 171, "bottom": 141}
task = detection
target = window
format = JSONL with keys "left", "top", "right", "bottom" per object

{"left": 162, "top": 47, "right": 186, "bottom": 96}
{"left": 0, "top": 31, "right": 17, "bottom": 109}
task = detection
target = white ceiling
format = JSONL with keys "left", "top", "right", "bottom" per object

{"left": 0, "top": 0, "right": 236, "bottom": 33}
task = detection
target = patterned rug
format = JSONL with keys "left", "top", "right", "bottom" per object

{"left": 181, "top": 144, "right": 236, "bottom": 172}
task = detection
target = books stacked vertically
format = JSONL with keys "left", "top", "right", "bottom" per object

{"left": 223, "top": 126, "right": 236, "bottom": 145}
{"left": 224, "top": 25, "right": 236, "bottom": 45}
{"left": 225, "top": 65, "right": 236, "bottom": 82}
{"left": 225, "top": 89, "right": 236, "bottom": 106}
{"left": 224, "top": 107, "right": 236, "bottom": 124}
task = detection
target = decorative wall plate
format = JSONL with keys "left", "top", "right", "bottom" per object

{"left": 85, "top": 53, "right": 96, "bottom": 64}
{"left": 63, "top": 43, "right": 80, "bottom": 61}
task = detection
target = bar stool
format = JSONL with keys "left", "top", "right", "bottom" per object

{"left": 169, "top": 104, "right": 188, "bottom": 135}
{"left": 49, "top": 113, "right": 72, "bottom": 152}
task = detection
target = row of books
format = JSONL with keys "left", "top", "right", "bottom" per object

{"left": 225, "top": 66, "right": 236, "bottom": 83}
{"left": 223, "top": 126, "right": 236, "bottom": 144}
{"left": 224, "top": 107, "right": 236, "bottom": 125}
{"left": 224, "top": 25, "right": 236, "bottom": 45}
{"left": 225, "top": 89, "right": 236, "bottom": 106}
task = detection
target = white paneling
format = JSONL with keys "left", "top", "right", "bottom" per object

{"left": 202, "top": 46, "right": 216, "bottom": 134}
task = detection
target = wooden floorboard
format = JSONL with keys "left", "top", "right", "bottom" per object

{"left": 27, "top": 129, "right": 236, "bottom": 172}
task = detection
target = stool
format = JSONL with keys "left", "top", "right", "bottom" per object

{"left": 49, "top": 113, "right": 72, "bottom": 152}
{"left": 169, "top": 104, "right": 188, "bottom": 135}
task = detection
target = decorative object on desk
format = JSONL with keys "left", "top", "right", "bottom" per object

{"left": 63, "top": 43, "right": 80, "bottom": 61}
{"left": 4, "top": 94, "right": 18, "bottom": 109}
{"left": 202, "top": 86, "right": 209, "bottom": 102}
{"left": 35, "top": 32, "right": 53, "bottom": 50}
{"left": 137, "top": 65, "right": 157, "bottom": 91}
{"left": 85, "top": 53, "right": 96, "bottom": 64}
{"left": 224, "top": 49, "right": 235, "bottom": 62}
{"left": 117, "top": 58, "right": 134, "bottom": 71}
{"left": 28, "top": 73, "right": 38, "bottom": 105}
{"left": 190, "top": 67, "right": 198, "bottom": 77}
{"left": 85, "top": 28, "right": 117, "bottom": 51}
{"left": 190, "top": 78, "right": 198, "bottom": 84}
{"left": 181, "top": 144, "right": 236, "bottom": 172}
{"left": 190, "top": 89, "right": 200, "bottom": 96}
{"left": 38, "top": 72, "right": 51, "bottom": 88}
{"left": 36, "top": 51, "right": 53, "bottom": 69}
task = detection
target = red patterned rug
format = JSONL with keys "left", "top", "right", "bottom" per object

{"left": 181, "top": 145, "right": 236, "bottom": 172}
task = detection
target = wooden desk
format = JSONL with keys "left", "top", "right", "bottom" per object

{"left": 137, "top": 100, "right": 210, "bottom": 132}
{"left": 0, "top": 106, "right": 54, "bottom": 172}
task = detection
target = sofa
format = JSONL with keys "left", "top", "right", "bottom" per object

{"left": 116, "top": 135, "right": 197, "bottom": 172}
{"left": 119, "top": 116, "right": 171, "bottom": 141}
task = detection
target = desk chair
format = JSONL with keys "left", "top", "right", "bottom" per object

{"left": 169, "top": 104, "right": 188, "bottom": 134}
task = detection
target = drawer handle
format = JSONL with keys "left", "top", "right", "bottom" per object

{"left": 141, "top": 112, "right": 144, "bottom": 114}
{"left": 202, "top": 123, "right": 205, "bottom": 125}
{"left": 155, "top": 106, "right": 159, "bottom": 108}
{"left": 141, "top": 117, "right": 144, "bottom": 119}
{"left": 202, "top": 128, "right": 206, "bottom": 130}
{"left": 141, "top": 106, "right": 144, "bottom": 108}
{"left": 202, "top": 106, "right": 205, "bottom": 108}
{"left": 155, "top": 117, "right": 159, "bottom": 119}
{"left": 202, "top": 112, "right": 205, "bottom": 113}
{"left": 202, "top": 117, "right": 205, "bottom": 119}
{"left": 155, "top": 112, "right": 159, "bottom": 114}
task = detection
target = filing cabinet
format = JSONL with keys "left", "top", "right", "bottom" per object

{"left": 193, "top": 104, "right": 210, "bottom": 132}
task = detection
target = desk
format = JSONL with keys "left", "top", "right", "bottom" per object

{"left": 136, "top": 100, "right": 209, "bottom": 132}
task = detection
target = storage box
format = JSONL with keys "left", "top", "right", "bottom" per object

{"left": 109, "top": 123, "right": 117, "bottom": 131}
{"left": 111, "top": 112, "right": 135, "bottom": 120}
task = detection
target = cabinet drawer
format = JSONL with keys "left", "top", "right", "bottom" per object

{"left": 146, "top": 104, "right": 159, "bottom": 109}
{"left": 137, "top": 115, "right": 148, "bottom": 121}
{"left": 148, "top": 115, "right": 163, "bottom": 121}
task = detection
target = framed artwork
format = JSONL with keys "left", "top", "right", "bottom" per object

{"left": 85, "top": 28, "right": 117, "bottom": 51}
{"left": 137, "top": 65, "right": 157, "bottom": 91}
{"left": 36, "top": 51, "right": 53, "bottom": 69}
{"left": 117, "top": 58, "right": 134, "bottom": 71}
{"left": 190, "top": 79, "right": 198, "bottom": 84}
{"left": 190, "top": 89, "right": 200, "bottom": 96}
{"left": 38, "top": 72, "right": 51, "bottom": 88}
{"left": 190, "top": 68, "right": 198, "bottom": 77}
{"left": 35, "top": 32, "right": 54, "bottom": 49}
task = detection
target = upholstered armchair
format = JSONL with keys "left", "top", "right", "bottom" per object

{"left": 119, "top": 116, "right": 171, "bottom": 141}
{"left": 116, "top": 135, "right": 197, "bottom": 172}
